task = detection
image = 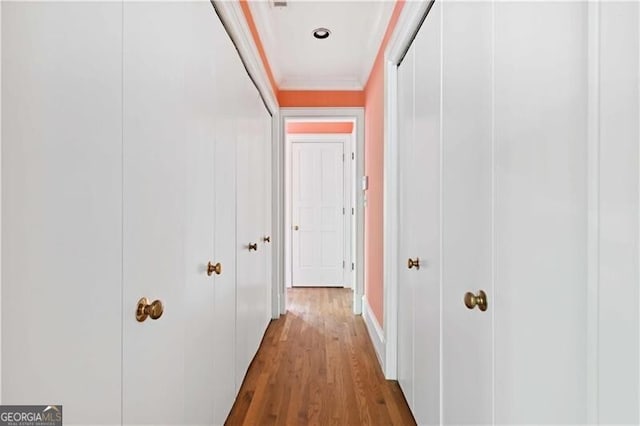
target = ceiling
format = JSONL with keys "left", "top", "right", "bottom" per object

{"left": 248, "top": 0, "right": 395, "bottom": 91}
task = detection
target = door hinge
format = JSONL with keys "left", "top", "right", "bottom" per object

{"left": 351, "top": 207, "right": 354, "bottom": 215}
{"left": 343, "top": 207, "right": 345, "bottom": 215}
{"left": 352, "top": 262, "right": 355, "bottom": 271}
{"left": 343, "top": 153, "right": 345, "bottom": 161}
{"left": 343, "top": 260, "right": 345, "bottom": 268}
{"left": 352, "top": 152, "right": 355, "bottom": 160}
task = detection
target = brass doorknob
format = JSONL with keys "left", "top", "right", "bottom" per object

{"left": 207, "top": 261, "right": 222, "bottom": 276}
{"left": 407, "top": 257, "right": 420, "bottom": 270}
{"left": 136, "top": 297, "right": 164, "bottom": 322}
{"left": 263, "top": 236, "right": 271, "bottom": 243}
{"left": 293, "top": 225, "right": 299, "bottom": 231}
{"left": 464, "top": 290, "right": 488, "bottom": 311}
{"left": 248, "top": 243, "right": 258, "bottom": 251}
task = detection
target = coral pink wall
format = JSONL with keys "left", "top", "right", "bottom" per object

{"left": 279, "top": 91, "right": 365, "bottom": 107}
{"left": 363, "top": 1, "right": 405, "bottom": 327}
{"left": 287, "top": 122, "right": 354, "bottom": 134}
{"left": 241, "top": 0, "right": 405, "bottom": 328}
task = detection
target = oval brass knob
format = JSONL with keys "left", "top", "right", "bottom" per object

{"left": 248, "top": 243, "right": 258, "bottom": 252}
{"left": 464, "top": 290, "right": 488, "bottom": 311}
{"left": 207, "top": 261, "right": 222, "bottom": 276}
{"left": 136, "top": 297, "right": 164, "bottom": 322}
{"left": 407, "top": 257, "right": 420, "bottom": 270}
{"left": 263, "top": 236, "right": 271, "bottom": 243}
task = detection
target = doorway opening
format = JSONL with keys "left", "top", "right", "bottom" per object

{"left": 278, "top": 109, "right": 365, "bottom": 315}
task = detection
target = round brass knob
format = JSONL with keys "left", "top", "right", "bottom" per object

{"left": 263, "top": 236, "right": 271, "bottom": 243}
{"left": 407, "top": 257, "right": 420, "bottom": 270}
{"left": 248, "top": 243, "right": 258, "bottom": 252}
{"left": 207, "top": 261, "right": 222, "bottom": 276}
{"left": 464, "top": 290, "right": 488, "bottom": 311}
{"left": 136, "top": 297, "right": 164, "bottom": 322}
{"left": 293, "top": 225, "right": 299, "bottom": 231}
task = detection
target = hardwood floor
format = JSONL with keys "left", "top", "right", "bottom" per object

{"left": 225, "top": 288, "right": 416, "bottom": 426}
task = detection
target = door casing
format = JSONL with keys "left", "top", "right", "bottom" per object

{"left": 278, "top": 109, "right": 365, "bottom": 315}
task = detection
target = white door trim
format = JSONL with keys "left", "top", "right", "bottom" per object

{"left": 286, "top": 133, "right": 353, "bottom": 289}
{"left": 382, "top": 0, "right": 433, "bottom": 379}
{"left": 278, "top": 108, "right": 365, "bottom": 315}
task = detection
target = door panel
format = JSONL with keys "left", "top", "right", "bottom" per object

{"left": 397, "top": 41, "right": 416, "bottom": 410}
{"left": 412, "top": 3, "right": 442, "bottom": 424}
{"left": 494, "top": 2, "right": 588, "bottom": 423}
{"left": 292, "top": 142, "right": 345, "bottom": 286}
{"left": 598, "top": 2, "right": 640, "bottom": 423}
{"left": 441, "top": 2, "right": 493, "bottom": 424}
{"left": 122, "top": 3, "right": 188, "bottom": 423}
{"left": 2, "top": 3, "right": 123, "bottom": 423}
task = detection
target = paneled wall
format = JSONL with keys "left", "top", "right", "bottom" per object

{"left": 1, "top": 1, "right": 272, "bottom": 424}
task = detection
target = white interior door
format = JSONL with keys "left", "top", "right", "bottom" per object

{"left": 291, "top": 142, "right": 345, "bottom": 287}
{"left": 441, "top": 1, "right": 493, "bottom": 424}
{"left": 1, "top": 3, "right": 123, "bottom": 423}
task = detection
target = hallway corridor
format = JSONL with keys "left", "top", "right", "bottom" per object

{"left": 226, "top": 288, "right": 416, "bottom": 425}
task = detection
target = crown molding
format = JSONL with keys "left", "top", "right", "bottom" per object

{"left": 212, "top": 0, "right": 279, "bottom": 113}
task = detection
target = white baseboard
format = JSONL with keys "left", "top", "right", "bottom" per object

{"left": 362, "top": 295, "right": 385, "bottom": 372}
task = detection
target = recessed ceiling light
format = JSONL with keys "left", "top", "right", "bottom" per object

{"left": 312, "top": 28, "right": 331, "bottom": 40}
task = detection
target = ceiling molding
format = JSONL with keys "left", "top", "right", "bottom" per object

{"left": 279, "top": 77, "right": 364, "bottom": 91}
{"left": 212, "top": 0, "right": 279, "bottom": 113}
{"left": 246, "top": 1, "right": 283, "bottom": 86}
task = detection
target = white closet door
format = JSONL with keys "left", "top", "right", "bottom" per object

{"left": 122, "top": 3, "right": 189, "bottom": 423}
{"left": 441, "top": 2, "right": 493, "bottom": 424}
{"left": 2, "top": 3, "right": 123, "bottom": 424}
{"left": 494, "top": 2, "right": 588, "bottom": 423}
{"left": 182, "top": 2, "right": 237, "bottom": 424}
{"left": 261, "top": 114, "right": 273, "bottom": 321}
{"left": 397, "top": 39, "right": 416, "bottom": 410}
{"left": 412, "top": 3, "right": 442, "bottom": 424}
{"left": 598, "top": 2, "right": 640, "bottom": 422}
{"left": 235, "top": 92, "right": 265, "bottom": 388}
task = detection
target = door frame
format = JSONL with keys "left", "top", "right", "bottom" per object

{"left": 382, "top": 0, "right": 434, "bottom": 379}
{"left": 277, "top": 108, "right": 365, "bottom": 315}
{"left": 286, "top": 133, "right": 354, "bottom": 290}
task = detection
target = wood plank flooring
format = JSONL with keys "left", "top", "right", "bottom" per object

{"left": 225, "top": 288, "right": 416, "bottom": 426}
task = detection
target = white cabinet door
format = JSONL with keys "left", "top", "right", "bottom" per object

{"left": 122, "top": 2, "right": 189, "bottom": 423}
{"left": 494, "top": 2, "right": 588, "bottom": 423}
{"left": 598, "top": 3, "right": 640, "bottom": 423}
{"left": 397, "top": 41, "right": 416, "bottom": 411}
{"left": 441, "top": 2, "right": 493, "bottom": 424}
{"left": 291, "top": 142, "right": 345, "bottom": 286}
{"left": 397, "top": 6, "right": 443, "bottom": 423}
{"left": 235, "top": 91, "right": 268, "bottom": 389}
{"left": 212, "top": 114, "right": 239, "bottom": 422}
{"left": 2, "top": 3, "right": 123, "bottom": 424}
{"left": 412, "top": 4, "right": 442, "bottom": 424}
{"left": 182, "top": 2, "right": 237, "bottom": 424}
